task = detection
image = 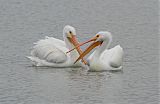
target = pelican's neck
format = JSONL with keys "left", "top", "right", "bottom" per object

{"left": 63, "top": 35, "right": 73, "bottom": 50}
{"left": 94, "top": 39, "right": 111, "bottom": 57}
{"left": 63, "top": 35, "right": 79, "bottom": 61}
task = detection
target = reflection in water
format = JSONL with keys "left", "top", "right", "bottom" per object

{"left": 27, "top": 67, "right": 123, "bottom": 104}
{"left": 66, "top": 68, "right": 123, "bottom": 104}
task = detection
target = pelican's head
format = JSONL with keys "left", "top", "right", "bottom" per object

{"left": 63, "top": 25, "right": 76, "bottom": 38}
{"left": 66, "top": 31, "right": 112, "bottom": 64}
{"left": 63, "top": 25, "right": 78, "bottom": 47}
{"left": 94, "top": 31, "right": 112, "bottom": 43}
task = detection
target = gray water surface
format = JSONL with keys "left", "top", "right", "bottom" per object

{"left": 0, "top": 0, "right": 159, "bottom": 104}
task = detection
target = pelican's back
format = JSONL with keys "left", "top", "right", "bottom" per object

{"left": 27, "top": 36, "right": 68, "bottom": 66}
{"left": 109, "top": 45, "right": 123, "bottom": 68}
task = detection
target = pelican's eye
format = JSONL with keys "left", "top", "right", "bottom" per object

{"left": 96, "top": 35, "right": 100, "bottom": 37}
{"left": 69, "top": 31, "right": 72, "bottom": 34}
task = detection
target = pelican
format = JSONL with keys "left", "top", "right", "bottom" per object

{"left": 67, "top": 31, "right": 124, "bottom": 71}
{"left": 27, "top": 25, "right": 87, "bottom": 67}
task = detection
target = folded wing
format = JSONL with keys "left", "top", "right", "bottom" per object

{"left": 28, "top": 36, "right": 68, "bottom": 65}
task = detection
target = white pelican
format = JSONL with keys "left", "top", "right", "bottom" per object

{"left": 67, "top": 31, "right": 124, "bottom": 71}
{"left": 27, "top": 25, "right": 87, "bottom": 67}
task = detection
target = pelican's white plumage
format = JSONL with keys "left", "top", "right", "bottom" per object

{"left": 27, "top": 25, "right": 84, "bottom": 67}
{"left": 87, "top": 45, "right": 123, "bottom": 71}
{"left": 73, "top": 31, "right": 124, "bottom": 71}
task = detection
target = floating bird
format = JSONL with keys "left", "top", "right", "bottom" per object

{"left": 67, "top": 31, "right": 124, "bottom": 71}
{"left": 27, "top": 25, "right": 87, "bottom": 67}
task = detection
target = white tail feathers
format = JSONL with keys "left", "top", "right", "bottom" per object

{"left": 26, "top": 56, "right": 42, "bottom": 66}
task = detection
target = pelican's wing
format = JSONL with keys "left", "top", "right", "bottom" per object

{"left": 101, "top": 45, "right": 124, "bottom": 68}
{"left": 28, "top": 36, "right": 68, "bottom": 64}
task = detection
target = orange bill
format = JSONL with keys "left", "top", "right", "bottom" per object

{"left": 66, "top": 36, "right": 98, "bottom": 54}
{"left": 68, "top": 35, "right": 87, "bottom": 65}
{"left": 74, "top": 41, "right": 103, "bottom": 64}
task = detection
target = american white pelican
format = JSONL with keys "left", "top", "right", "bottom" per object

{"left": 67, "top": 31, "right": 124, "bottom": 71}
{"left": 27, "top": 25, "right": 87, "bottom": 67}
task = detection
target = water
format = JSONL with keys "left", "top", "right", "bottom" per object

{"left": 0, "top": 0, "right": 159, "bottom": 104}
